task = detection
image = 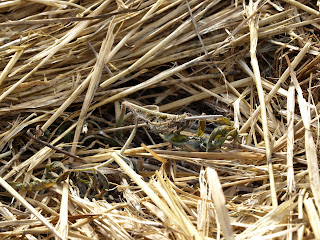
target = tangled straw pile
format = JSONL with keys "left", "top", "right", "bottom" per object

{"left": 1, "top": 0, "right": 320, "bottom": 239}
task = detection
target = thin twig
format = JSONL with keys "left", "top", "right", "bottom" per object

{"left": 27, "top": 128, "right": 85, "bottom": 162}
{"left": 186, "top": 0, "right": 208, "bottom": 56}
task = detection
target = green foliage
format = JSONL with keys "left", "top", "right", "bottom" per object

{"left": 160, "top": 117, "right": 238, "bottom": 152}
{"left": 10, "top": 179, "right": 57, "bottom": 191}
{"left": 160, "top": 132, "right": 201, "bottom": 151}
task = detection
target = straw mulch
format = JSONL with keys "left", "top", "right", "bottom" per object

{"left": 0, "top": 0, "right": 320, "bottom": 239}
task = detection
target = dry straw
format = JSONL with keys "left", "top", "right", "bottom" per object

{"left": 0, "top": 0, "right": 320, "bottom": 239}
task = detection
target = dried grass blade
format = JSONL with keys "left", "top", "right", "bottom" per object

{"left": 3, "top": 122, "right": 77, "bottom": 180}
{"left": 153, "top": 150, "right": 265, "bottom": 161}
{"left": 286, "top": 56, "right": 320, "bottom": 209}
{"left": 0, "top": 113, "right": 37, "bottom": 151}
{"left": 236, "top": 198, "right": 297, "bottom": 240}
{"left": 0, "top": 49, "right": 24, "bottom": 87}
{"left": 160, "top": 77, "right": 251, "bottom": 111}
{"left": 239, "top": 39, "right": 311, "bottom": 134}
{"left": 57, "top": 180, "right": 69, "bottom": 239}
{"left": 102, "top": 0, "right": 166, "bottom": 68}
{"left": 287, "top": 83, "right": 296, "bottom": 194}
{"left": 90, "top": 52, "right": 209, "bottom": 110}
{"left": 206, "top": 168, "right": 234, "bottom": 240}
{"left": 100, "top": 10, "right": 194, "bottom": 87}
{"left": 0, "top": 1, "right": 21, "bottom": 8}
{"left": 154, "top": 172, "right": 203, "bottom": 238}
{"left": 304, "top": 198, "right": 320, "bottom": 238}
{"left": 70, "top": 19, "right": 115, "bottom": 156}
{"left": 41, "top": 72, "right": 93, "bottom": 131}
{"left": 111, "top": 152, "right": 204, "bottom": 240}
{"left": 0, "top": 176, "right": 64, "bottom": 240}
{"left": 247, "top": 0, "right": 277, "bottom": 207}
{"left": 100, "top": 0, "right": 220, "bottom": 88}
{"left": 281, "top": 0, "right": 320, "bottom": 16}
{"left": 0, "top": 1, "right": 112, "bottom": 103}
{"left": 28, "top": 0, "right": 84, "bottom": 9}
{"left": 0, "top": 10, "right": 136, "bottom": 27}
{"left": 141, "top": 143, "right": 167, "bottom": 164}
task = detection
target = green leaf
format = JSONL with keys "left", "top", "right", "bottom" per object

{"left": 206, "top": 125, "right": 237, "bottom": 151}
{"left": 197, "top": 119, "right": 206, "bottom": 137}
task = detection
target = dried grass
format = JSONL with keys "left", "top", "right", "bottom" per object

{"left": 0, "top": 0, "right": 320, "bottom": 239}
